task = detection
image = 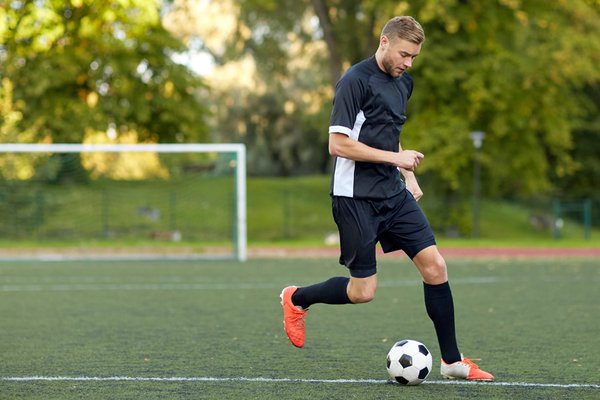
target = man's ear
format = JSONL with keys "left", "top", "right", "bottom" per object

{"left": 379, "top": 35, "right": 389, "bottom": 48}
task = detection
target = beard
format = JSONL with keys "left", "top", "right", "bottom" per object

{"left": 381, "top": 55, "right": 403, "bottom": 78}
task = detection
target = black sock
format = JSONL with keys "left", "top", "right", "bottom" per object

{"left": 291, "top": 277, "right": 351, "bottom": 309}
{"left": 423, "top": 281, "right": 462, "bottom": 364}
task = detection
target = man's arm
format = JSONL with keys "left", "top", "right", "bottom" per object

{"left": 328, "top": 132, "right": 424, "bottom": 171}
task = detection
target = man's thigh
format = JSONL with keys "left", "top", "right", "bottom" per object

{"left": 332, "top": 196, "right": 378, "bottom": 277}
{"left": 379, "top": 190, "right": 436, "bottom": 259}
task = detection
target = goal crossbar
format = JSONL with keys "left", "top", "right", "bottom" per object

{"left": 0, "top": 143, "right": 247, "bottom": 262}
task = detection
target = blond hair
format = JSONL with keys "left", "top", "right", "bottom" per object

{"left": 381, "top": 16, "right": 425, "bottom": 45}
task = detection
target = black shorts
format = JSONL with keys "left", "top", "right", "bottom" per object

{"left": 332, "top": 189, "right": 436, "bottom": 278}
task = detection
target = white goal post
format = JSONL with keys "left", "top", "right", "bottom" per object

{"left": 0, "top": 143, "right": 247, "bottom": 261}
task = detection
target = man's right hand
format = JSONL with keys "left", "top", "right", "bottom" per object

{"left": 395, "top": 150, "right": 424, "bottom": 171}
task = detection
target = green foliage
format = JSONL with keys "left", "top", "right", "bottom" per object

{"left": 208, "top": 0, "right": 600, "bottom": 204}
{"left": 4, "top": 0, "right": 600, "bottom": 234}
{"left": 554, "top": 83, "right": 600, "bottom": 199}
{"left": 0, "top": 0, "right": 209, "bottom": 144}
{"left": 0, "top": 79, "right": 26, "bottom": 142}
{"left": 211, "top": 84, "right": 332, "bottom": 176}
{"left": 205, "top": 0, "right": 333, "bottom": 175}
{"left": 406, "top": 0, "right": 600, "bottom": 198}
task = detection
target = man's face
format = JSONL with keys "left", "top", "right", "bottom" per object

{"left": 379, "top": 36, "right": 421, "bottom": 77}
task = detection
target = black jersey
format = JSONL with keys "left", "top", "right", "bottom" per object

{"left": 329, "top": 55, "right": 413, "bottom": 199}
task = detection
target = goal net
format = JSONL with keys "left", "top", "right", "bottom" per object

{"left": 0, "top": 143, "right": 247, "bottom": 261}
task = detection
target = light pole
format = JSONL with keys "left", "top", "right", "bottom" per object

{"left": 470, "top": 131, "right": 485, "bottom": 238}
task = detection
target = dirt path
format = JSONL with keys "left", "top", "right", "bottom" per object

{"left": 0, "top": 245, "right": 597, "bottom": 261}
{"left": 248, "top": 246, "right": 600, "bottom": 259}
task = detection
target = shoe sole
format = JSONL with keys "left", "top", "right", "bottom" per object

{"left": 280, "top": 288, "right": 286, "bottom": 329}
{"left": 442, "top": 374, "right": 495, "bottom": 381}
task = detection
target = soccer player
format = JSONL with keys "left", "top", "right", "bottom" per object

{"left": 280, "top": 16, "right": 494, "bottom": 381}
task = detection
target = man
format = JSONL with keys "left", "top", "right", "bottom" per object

{"left": 280, "top": 16, "right": 494, "bottom": 381}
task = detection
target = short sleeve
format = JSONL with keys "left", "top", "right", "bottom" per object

{"left": 328, "top": 72, "right": 366, "bottom": 136}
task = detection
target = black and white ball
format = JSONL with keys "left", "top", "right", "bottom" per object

{"left": 386, "top": 339, "right": 432, "bottom": 385}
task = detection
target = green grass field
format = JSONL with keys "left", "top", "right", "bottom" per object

{"left": 1, "top": 257, "right": 599, "bottom": 399}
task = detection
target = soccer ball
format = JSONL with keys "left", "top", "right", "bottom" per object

{"left": 386, "top": 339, "right": 432, "bottom": 385}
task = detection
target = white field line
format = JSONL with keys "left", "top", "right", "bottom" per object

{"left": 1, "top": 376, "right": 599, "bottom": 389}
{"left": 0, "top": 277, "right": 500, "bottom": 292}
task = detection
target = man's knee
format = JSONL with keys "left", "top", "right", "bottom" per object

{"left": 421, "top": 255, "right": 448, "bottom": 284}
{"left": 347, "top": 276, "right": 377, "bottom": 303}
{"left": 348, "top": 288, "right": 375, "bottom": 304}
{"left": 414, "top": 247, "right": 448, "bottom": 284}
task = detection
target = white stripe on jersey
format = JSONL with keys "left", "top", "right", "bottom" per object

{"left": 328, "top": 125, "right": 352, "bottom": 135}
{"left": 331, "top": 110, "right": 365, "bottom": 197}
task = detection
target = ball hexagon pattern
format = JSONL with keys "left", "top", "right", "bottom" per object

{"left": 386, "top": 339, "right": 432, "bottom": 386}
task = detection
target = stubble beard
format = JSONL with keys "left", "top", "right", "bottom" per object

{"left": 382, "top": 56, "right": 403, "bottom": 78}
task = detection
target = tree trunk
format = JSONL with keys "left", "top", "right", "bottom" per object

{"left": 310, "top": 0, "right": 343, "bottom": 87}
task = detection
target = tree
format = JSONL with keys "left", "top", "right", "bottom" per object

{"left": 165, "top": 0, "right": 600, "bottom": 231}
{"left": 405, "top": 0, "right": 600, "bottom": 193}
{"left": 164, "top": 0, "right": 334, "bottom": 175}
{"left": 0, "top": 0, "right": 209, "bottom": 146}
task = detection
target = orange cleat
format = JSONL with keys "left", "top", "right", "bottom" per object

{"left": 280, "top": 286, "right": 307, "bottom": 348}
{"left": 440, "top": 357, "right": 495, "bottom": 381}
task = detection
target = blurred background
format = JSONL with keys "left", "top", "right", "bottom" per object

{"left": 1, "top": 0, "right": 599, "bottom": 248}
